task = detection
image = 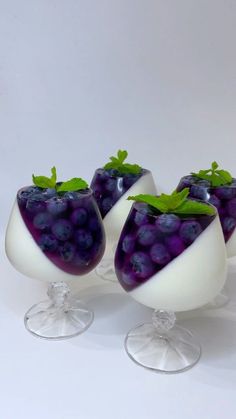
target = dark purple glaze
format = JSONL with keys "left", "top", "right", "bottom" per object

{"left": 177, "top": 175, "right": 236, "bottom": 242}
{"left": 17, "top": 186, "right": 106, "bottom": 275}
{"left": 115, "top": 202, "right": 216, "bottom": 292}
{"left": 90, "top": 168, "right": 148, "bottom": 218}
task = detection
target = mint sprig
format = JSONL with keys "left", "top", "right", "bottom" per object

{"left": 32, "top": 167, "right": 88, "bottom": 192}
{"left": 103, "top": 150, "right": 142, "bottom": 175}
{"left": 191, "top": 161, "right": 232, "bottom": 187}
{"left": 128, "top": 188, "right": 216, "bottom": 216}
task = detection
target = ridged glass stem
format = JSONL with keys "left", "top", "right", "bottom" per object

{"left": 47, "top": 282, "right": 70, "bottom": 309}
{"left": 152, "top": 310, "right": 176, "bottom": 335}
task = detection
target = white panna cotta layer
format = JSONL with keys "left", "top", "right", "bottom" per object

{"left": 129, "top": 215, "right": 227, "bottom": 312}
{"left": 5, "top": 200, "right": 79, "bottom": 282}
{"left": 226, "top": 228, "right": 236, "bottom": 258}
{"left": 103, "top": 170, "right": 157, "bottom": 243}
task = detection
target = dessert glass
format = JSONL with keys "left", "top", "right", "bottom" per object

{"left": 115, "top": 202, "right": 227, "bottom": 373}
{"left": 5, "top": 186, "right": 105, "bottom": 339}
{"left": 91, "top": 168, "right": 156, "bottom": 281}
{"left": 177, "top": 176, "right": 236, "bottom": 306}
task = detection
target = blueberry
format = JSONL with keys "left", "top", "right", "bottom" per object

{"left": 107, "top": 169, "right": 119, "bottom": 177}
{"left": 222, "top": 217, "right": 236, "bottom": 233}
{"left": 18, "top": 186, "right": 39, "bottom": 203}
{"left": 63, "top": 191, "right": 79, "bottom": 200}
{"left": 190, "top": 185, "right": 209, "bottom": 201}
{"left": 165, "top": 235, "right": 185, "bottom": 256}
{"left": 122, "top": 234, "right": 135, "bottom": 254}
{"left": 88, "top": 217, "right": 100, "bottom": 232}
{"left": 52, "top": 219, "right": 73, "bottom": 241}
{"left": 197, "top": 180, "right": 211, "bottom": 187}
{"left": 209, "top": 194, "right": 221, "bottom": 209}
{"left": 33, "top": 212, "right": 53, "bottom": 230}
{"left": 101, "top": 197, "right": 113, "bottom": 213}
{"left": 75, "top": 229, "right": 93, "bottom": 249}
{"left": 134, "top": 209, "right": 149, "bottom": 226}
{"left": 156, "top": 214, "right": 180, "bottom": 234}
{"left": 179, "top": 221, "right": 202, "bottom": 244}
{"left": 73, "top": 250, "right": 92, "bottom": 267}
{"left": 59, "top": 242, "right": 76, "bottom": 261}
{"left": 137, "top": 224, "right": 157, "bottom": 246}
{"left": 71, "top": 207, "right": 88, "bottom": 226}
{"left": 215, "top": 187, "right": 236, "bottom": 200}
{"left": 38, "top": 234, "right": 58, "bottom": 252}
{"left": 43, "top": 188, "right": 56, "bottom": 199}
{"left": 150, "top": 243, "right": 171, "bottom": 265}
{"left": 177, "top": 176, "right": 196, "bottom": 190}
{"left": 130, "top": 252, "right": 155, "bottom": 279}
{"left": 227, "top": 198, "right": 236, "bottom": 218}
{"left": 26, "top": 197, "right": 45, "bottom": 214}
{"left": 120, "top": 267, "right": 136, "bottom": 286}
{"left": 47, "top": 197, "right": 68, "bottom": 215}
{"left": 105, "top": 178, "right": 117, "bottom": 192}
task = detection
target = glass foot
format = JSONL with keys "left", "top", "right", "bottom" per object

{"left": 24, "top": 282, "right": 94, "bottom": 340}
{"left": 125, "top": 310, "right": 201, "bottom": 373}
{"left": 206, "top": 289, "right": 230, "bottom": 309}
{"left": 95, "top": 258, "right": 117, "bottom": 282}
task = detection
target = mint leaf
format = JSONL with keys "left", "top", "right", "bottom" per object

{"left": 103, "top": 150, "right": 142, "bottom": 175}
{"left": 32, "top": 166, "right": 57, "bottom": 189}
{"left": 127, "top": 194, "right": 168, "bottom": 213}
{"left": 57, "top": 178, "right": 88, "bottom": 192}
{"left": 117, "top": 150, "right": 128, "bottom": 164}
{"left": 128, "top": 189, "right": 216, "bottom": 216}
{"left": 174, "top": 200, "right": 215, "bottom": 216}
{"left": 192, "top": 162, "right": 232, "bottom": 186}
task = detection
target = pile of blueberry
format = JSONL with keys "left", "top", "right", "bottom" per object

{"left": 90, "top": 168, "right": 145, "bottom": 218}
{"left": 177, "top": 176, "right": 236, "bottom": 242}
{"left": 115, "top": 202, "right": 215, "bottom": 291}
{"left": 17, "top": 186, "right": 105, "bottom": 275}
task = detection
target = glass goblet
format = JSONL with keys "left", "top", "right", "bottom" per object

{"left": 115, "top": 202, "right": 227, "bottom": 373}
{"left": 5, "top": 187, "right": 105, "bottom": 339}
{"left": 91, "top": 168, "right": 156, "bottom": 281}
{"left": 177, "top": 176, "right": 236, "bottom": 307}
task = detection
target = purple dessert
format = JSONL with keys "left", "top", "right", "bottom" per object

{"left": 91, "top": 168, "right": 148, "bottom": 218}
{"left": 17, "top": 186, "right": 105, "bottom": 275}
{"left": 115, "top": 195, "right": 216, "bottom": 292}
{"left": 176, "top": 162, "right": 236, "bottom": 243}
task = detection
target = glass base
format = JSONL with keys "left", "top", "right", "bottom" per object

{"left": 24, "top": 282, "right": 94, "bottom": 340}
{"left": 206, "top": 289, "right": 230, "bottom": 309}
{"left": 95, "top": 257, "right": 117, "bottom": 282}
{"left": 125, "top": 311, "right": 201, "bottom": 374}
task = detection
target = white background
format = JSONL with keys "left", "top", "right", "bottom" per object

{"left": 1, "top": 1, "right": 236, "bottom": 418}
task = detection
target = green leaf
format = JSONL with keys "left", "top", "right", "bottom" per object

{"left": 119, "top": 163, "right": 142, "bottom": 175}
{"left": 117, "top": 150, "right": 128, "bottom": 164}
{"left": 57, "top": 178, "right": 88, "bottom": 192}
{"left": 191, "top": 162, "right": 233, "bottom": 187}
{"left": 127, "top": 189, "right": 216, "bottom": 216}
{"left": 127, "top": 195, "right": 168, "bottom": 213}
{"left": 174, "top": 200, "right": 216, "bottom": 216}
{"left": 32, "top": 166, "right": 57, "bottom": 189}
{"left": 103, "top": 150, "right": 142, "bottom": 175}
{"left": 212, "top": 161, "right": 218, "bottom": 171}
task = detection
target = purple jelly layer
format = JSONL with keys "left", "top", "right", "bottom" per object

{"left": 177, "top": 176, "right": 236, "bottom": 242}
{"left": 115, "top": 202, "right": 216, "bottom": 292}
{"left": 17, "top": 186, "right": 105, "bottom": 275}
{"left": 90, "top": 168, "right": 146, "bottom": 219}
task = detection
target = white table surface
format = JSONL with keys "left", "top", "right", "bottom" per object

{"left": 1, "top": 231, "right": 236, "bottom": 419}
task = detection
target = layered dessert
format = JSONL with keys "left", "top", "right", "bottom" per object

{"left": 6, "top": 167, "right": 105, "bottom": 281}
{"left": 177, "top": 162, "right": 236, "bottom": 257}
{"left": 115, "top": 189, "right": 227, "bottom": 311}
{"left": 90, "top": 150, "right": 156, "bottom": 242}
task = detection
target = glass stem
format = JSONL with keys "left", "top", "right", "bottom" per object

{"left": 47, "top": 282, "right": 70, "bottom": 310}
{"left": 152, "top": 310, "right": 176, "bottom": 336}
